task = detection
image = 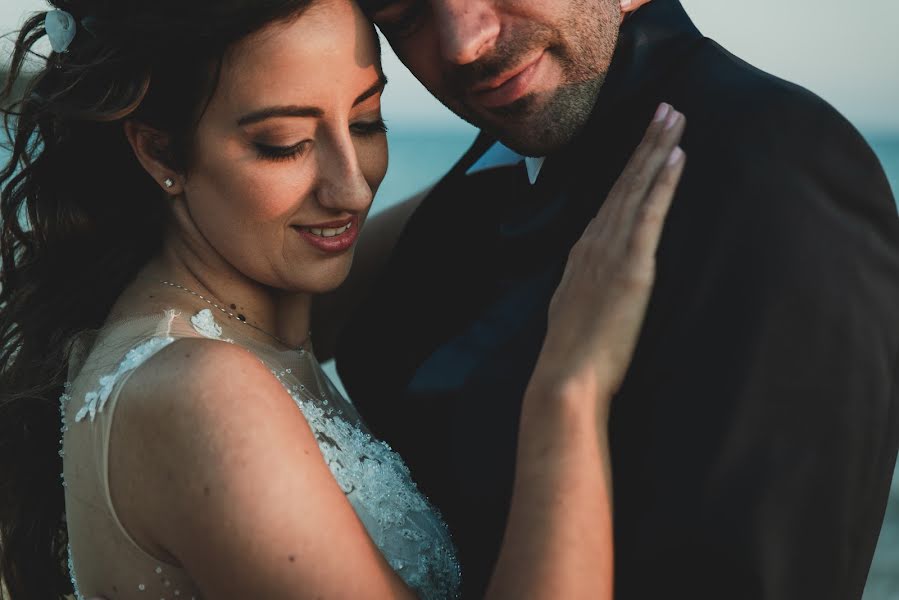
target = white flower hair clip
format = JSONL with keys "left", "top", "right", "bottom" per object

{"left": 44, "top": 9, "right": 77, "bottom": 53}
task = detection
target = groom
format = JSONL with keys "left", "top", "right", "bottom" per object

{"left": 337, "top": 0, "right": 899, "bottom": 598}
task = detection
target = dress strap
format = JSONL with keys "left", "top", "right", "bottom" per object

{"left": 74, "top": 336, "right": 175, "bottom": 423}
{"left": 74, "top": 310, "right": 180, "bottom": 423}
{"left": 64, "top": 310, "right": 188, "bottom": 581}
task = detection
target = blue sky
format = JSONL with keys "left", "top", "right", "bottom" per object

{"left": 4, "top": 0, "right": 898, "bottom": 134}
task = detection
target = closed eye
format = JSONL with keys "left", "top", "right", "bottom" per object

{"left": 351, "top": 118, "right": 388, "bottom": 136}
{"left": 368, "top": 0, "right": 427, "bottom": 38}
{"left": 359, "top": 0, "right": 407, "bottom": 18}
{"left": 254, "top": 141, "right": 311, "bottom": 162}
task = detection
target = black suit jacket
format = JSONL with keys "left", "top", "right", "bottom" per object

{"left": 337, "top": 2, "right": 899, "bottom": 598}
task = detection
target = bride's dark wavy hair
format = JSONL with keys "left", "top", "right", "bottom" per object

{"left": 0, "top": 0, "right": 315, "bottom": 596}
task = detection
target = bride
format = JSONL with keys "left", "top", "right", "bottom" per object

{"left": 0, "top": 0, "right": 681, "bottom": 598}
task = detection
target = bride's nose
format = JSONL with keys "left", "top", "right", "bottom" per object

{"left": 314, "top": 131, "right": 373, "bottom": 213}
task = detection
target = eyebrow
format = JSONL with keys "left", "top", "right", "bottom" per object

{"left": 236, "top": 75, "right": 388, "bottom": 127}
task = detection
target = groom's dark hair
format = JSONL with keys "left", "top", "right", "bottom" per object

{"left": 0, "top": 1, "right": 320, "bottom": 597}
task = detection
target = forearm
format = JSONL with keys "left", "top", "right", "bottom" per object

{"left": 482, "top": 109, "right": 687, "bottom": 598}
{"left": 486, "top": 366, "right": 614, "bottom": 600}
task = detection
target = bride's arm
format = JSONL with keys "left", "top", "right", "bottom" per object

{"left": 108, "top": 338, "right": 419, "bottom": 599}
{"left": 489, "top": 103, "right": 685, "bottom": 598}
{"left": 104, "top": 105, "right": 684, "bottom": 600}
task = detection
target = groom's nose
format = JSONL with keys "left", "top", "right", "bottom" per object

{"left": 432, "top": 0, "right": 500, "bottom": 65}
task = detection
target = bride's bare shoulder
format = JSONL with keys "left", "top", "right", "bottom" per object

{"left": 117, "top": 336, "right": 290, "bottom": 427}
{"left": 107, "top": 337, "right": 310, "bottom": 549}
{"left": 103, "top": 335, "right": 416, "bottom": 598}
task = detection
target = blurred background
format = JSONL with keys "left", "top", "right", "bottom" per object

{"left": 2, "top": 0, "right": 897, "bottom": 598}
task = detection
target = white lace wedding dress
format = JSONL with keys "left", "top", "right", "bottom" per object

{"left": 60, "top": 308, "right": 461, "bottom": 599}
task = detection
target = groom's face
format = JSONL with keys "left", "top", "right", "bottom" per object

{"left": 360, "top": 0, "right": 622, "bottom": 156}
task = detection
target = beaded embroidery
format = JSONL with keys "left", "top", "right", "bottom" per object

{"left": 189, "top": 309, "right": 233, "bottom": 342}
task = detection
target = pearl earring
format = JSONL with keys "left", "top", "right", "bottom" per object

{"left": 164, "top": 178, "right": 175, "bottom": 189}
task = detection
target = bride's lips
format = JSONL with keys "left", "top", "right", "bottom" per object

{"left": 471, "top": 51, "right": 546, "bottom": 109}
{"left": 293, "top": 216, "right": 360, "bottom": 253}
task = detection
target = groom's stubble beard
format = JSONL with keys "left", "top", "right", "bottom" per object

{"left": 439, "top": 0, "right": 621, "bottom": 157}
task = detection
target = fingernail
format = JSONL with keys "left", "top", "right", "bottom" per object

{"left": 621, "top": 0, "right": 633, "bottom": 8}
{"left": 665, "top": 109, "right": 681, "bottom": 130}
{"left": 653, "top": 103, "right": 670, "bottom": 122}
{"left": 667, "top": 146, "right": 684, "bottom": 166}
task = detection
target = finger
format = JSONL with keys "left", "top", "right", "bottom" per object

{"left": 590, "top": 103, "right": 674, "bottom": 229}
{"left": 621, "top": 0, "right": 654, "bottom": 13}
{"left": 624, "top": 108, "right": 685, "bottom": 200}
{"left": 629, "top": 146, "right": 686, "bottom": 263}
{"left": 618, "top": 103, "right": 677, "bottom": 181}
{"left": 614, "top": 110, "right": 686, "bottom": 233}
{"left": 584, "top": 104, "right": 684, "bottom": 242}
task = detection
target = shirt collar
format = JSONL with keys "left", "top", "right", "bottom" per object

{"left": 465, "top": 142, "right": 546, "bottom": 185}
{"left": 525, "top": 156, "right": 546, "bottom": 184}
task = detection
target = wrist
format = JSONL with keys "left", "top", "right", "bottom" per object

{"left": 524, "top": 360, "right": 612, "bottom": 426}
{"left": 517, "top": 364, "right": 613, "bottom": 494}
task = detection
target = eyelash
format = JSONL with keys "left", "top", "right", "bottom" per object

{"left": 352, "top": 118, "right": 389, "bottom": 136}
{"left": 378, "top": 2, "right": 426, "bottom": 38}
{"left": 254, "top": 119, "right": 387, "bottom": 163}
{"left": 254, "top": 141, "right": 310, "bottom": 162}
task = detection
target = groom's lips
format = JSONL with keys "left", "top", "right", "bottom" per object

{"left": 470, "top": 51, "right": 545, "bottom": 109}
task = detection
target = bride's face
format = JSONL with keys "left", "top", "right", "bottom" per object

{"left": 179, "top": 0, "right": 387, "bottom": 294}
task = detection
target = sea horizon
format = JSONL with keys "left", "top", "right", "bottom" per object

{"left": 373, "top": 127, "right": 899, "bottom": 215}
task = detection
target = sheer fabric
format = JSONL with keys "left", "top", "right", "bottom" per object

{"left": 61, "top": 309, "right": 461, "bottom": 599}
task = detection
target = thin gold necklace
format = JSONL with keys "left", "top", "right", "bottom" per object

{"left": 158, "top": 280, "right": 310, "bottom": 353}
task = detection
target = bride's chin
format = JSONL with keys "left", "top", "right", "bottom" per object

{"left": 283, "top": 270, "right": 352, "bottom": 296}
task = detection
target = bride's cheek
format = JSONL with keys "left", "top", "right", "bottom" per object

{"left": 357, "top": 141, "right": 389, "bottom": 191}
{"left": 233, "top": 172, "right": 308, "bottom": 222}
